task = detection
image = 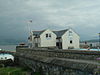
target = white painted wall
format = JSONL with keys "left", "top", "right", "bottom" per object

{"left": 62, "top": 29, "right": 80, "bottom": 49}
{"left": 40, "top": 29, "right": 57, "bottom": 47}
{"left": 31, "top": 35, "right": 41, "bottom": 47}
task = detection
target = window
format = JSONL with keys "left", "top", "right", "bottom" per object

{"left": 49, "top": 34, "right": 51, "bottom": 37}
{"left": 46, "top": 33, "right": 51, "bottom": 38}
{"left": 35, "top": 34, "right": 38, "bottom": 37}
{"left": 70, "top": 40, "right": 72, "bottom": 44}
{"left": 5, "top": 57, "right": 7, "bottom": 59}
{"left": 46, "top": 34, "right": 48, "bottom": 38}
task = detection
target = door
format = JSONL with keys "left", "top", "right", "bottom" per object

{"left": 35, "top": 43, "right": 38, "bottom": 47}
{"left": 56, "top": 42, "right": 62, "bottom": 49}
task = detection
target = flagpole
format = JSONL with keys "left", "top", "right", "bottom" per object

{"left": 27, "top": 20, "right": 32, "bottom": 34}
{"left": 99, "top": 33, "right": 100, "bottom": 49}
{"left": 27, "top": 20, "right": 32, "bottom": 48}
{"left": 28, "top": 22, "right": 31, "bottom": 34}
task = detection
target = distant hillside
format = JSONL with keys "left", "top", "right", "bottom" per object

{"left": 81, "top": 39, "right": 99, "bottom": 43}
{"left": 0, "top": 39, "right": 27, "bottom": 45}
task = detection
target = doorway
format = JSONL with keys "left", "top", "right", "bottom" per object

{"left": 56, "top": 42, "right": 62, "bottom": 49}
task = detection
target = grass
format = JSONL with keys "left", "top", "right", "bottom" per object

{"left": 34, "top": 72, "right": 41, "bottom": 75}
{"left": 0, "top": 67, "right": 41, "bottom": 75}
{"left": 0, "top": 67, "right": 29, "bottom": 75}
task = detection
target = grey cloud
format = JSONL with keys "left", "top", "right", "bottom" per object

{"left": 0, "top": 0, "right": 100, "bottom": 41}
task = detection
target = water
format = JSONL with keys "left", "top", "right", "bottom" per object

{"left": 0, "top": 45, "right": 100, "bottom": 52}
{"left": 80, "top": 48, "right": 100, "bottom": 51}
{"left": 0, "top": 45, "right": 16, "bottom": 52}
{"left": 0, "top": 45, "right": 16, "bottom": 61}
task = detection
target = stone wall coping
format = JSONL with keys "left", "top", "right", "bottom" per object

{"left": 16, "top": 48, "right": 100, "bottom": 55}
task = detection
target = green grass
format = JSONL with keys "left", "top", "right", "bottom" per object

{"left": 0, "top": 67, "right": 41, "bottom": 75}
{"left": 0, "top": 67, "right": 28, "bottom": 75}
{"left": 34, "top": 72, "right": 41, "bottom": 75}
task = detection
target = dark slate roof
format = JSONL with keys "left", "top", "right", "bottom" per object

{"left": 53, "top": 29, "right": 69, "bottom": 37}
{"left": 32, "top": 30, "right": 45, "bottom": 37}
{"left": 32, "top": 29, "right": 69, "bottom": 37}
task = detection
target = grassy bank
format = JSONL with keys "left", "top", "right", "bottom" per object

{"left": 0, "top": 67, "right": 28, "bottom": 75}
{"left": 0, "top": 67, "right": 41, "bottom": 75}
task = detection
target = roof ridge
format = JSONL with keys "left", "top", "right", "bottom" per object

{"left": 33, "top": 31, "right": 42, "bottom": 32}
{"left": 32, "top": 30, "right": 45, "bottom": 32}
{"left": 53, "top": 29, "right": 69, "bottom": 37}
{"left": 53, "top": 29, "right": 68, "bottom": 32}
{"left": 32, "top": 29, "right": 69, "bottom": 37}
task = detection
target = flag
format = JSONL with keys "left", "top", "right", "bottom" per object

{"left": 29, "top": 20, "right": 32, "bottom": 23}
{"left": 28, "top": 20, "right": 32, "bottom": 23}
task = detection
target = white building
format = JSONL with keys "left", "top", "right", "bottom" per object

{"left": 54, "top": 28, "right": 80, "bottom": 49}
{"left": 80, "top": 42, "right": 99, "bottom": 48}
{"left": 28, "top": 29, "right": 57, "bottom": 48}
{"left": 28, "top": 28, "right": 80, "bottom": 49}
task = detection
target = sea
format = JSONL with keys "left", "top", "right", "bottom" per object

{"left": 0, "top": 45, "right": 16, "bottom": 60}
{"left": 0, "top": 45, "right": 17, "bottom": 52}
{"left": 0, "top": 45, "right": 100, "bottom": 52}
{"left": 80, "top": 48, "right": 100, "bottom": 51}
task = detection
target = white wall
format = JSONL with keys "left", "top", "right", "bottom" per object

{"left": 40, "top": 29, "right": 57, "bottom": 47}
{"left": 31, "top": 35, "right": 41, "bottom": 47}
{"left": 62, "top": 29, "right": 80, "bottom": 49}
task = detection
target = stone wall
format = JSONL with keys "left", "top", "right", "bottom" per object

{"left": 16, "top": 53, "right": 98, "bottom": 75}
{"left": 15, "top": 47, "right": 100, "bottom": 75}
{"left": 16, "top": 48, "right": 100, "bottom": 60}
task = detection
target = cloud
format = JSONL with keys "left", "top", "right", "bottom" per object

{"left": 0, "top": 0, "right": 100, "bottom": 40}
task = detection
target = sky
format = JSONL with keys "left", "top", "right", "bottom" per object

{"left": 0, "top": 0, "right": 100, "bottom": 41}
